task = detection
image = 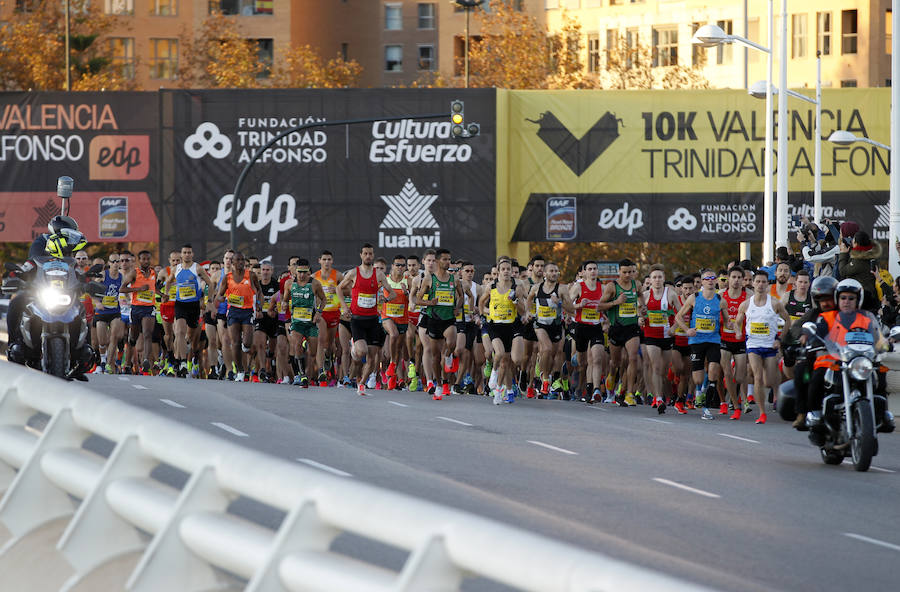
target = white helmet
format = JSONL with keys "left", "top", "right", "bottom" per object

{"left": 835, "top": 278, "right": 863, "bottom": 307}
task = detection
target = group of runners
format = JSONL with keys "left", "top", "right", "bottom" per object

{"left": 82, "top": 243, "right": 814, "bottom": 421}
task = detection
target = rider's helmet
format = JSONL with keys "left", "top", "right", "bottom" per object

{"left": 47, "top": 215, "right": 78, "bottom": 235}
{"left": 835, "top": 278, "right": 864, "bottom": 307}
{"left": 810, "top": 276, "right": 838, "bottom": 309}
{"left": 45, "top": 228, "right": 87, "bottom": 259}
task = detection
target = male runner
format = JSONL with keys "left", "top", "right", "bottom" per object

{"left": 119, "top": 250, "right": 157, "bottom": 375}
{"left": 601, "top": 259, "right": 645, "bottom": 406}
{"left": 314, "top": 251, "right": 344, "bottom": 384}
{"left": 285, "top": 259, "right": 327, "bottom": 387}
{"left": 526, "top": 261, "right": 572, "bottom": 398}
{"left": 734, "top": 269, "right": 793, "bottom": 425}
{"left": 94, "top": 252, "right": 124, "bottom": 374}
{"left": 337, "top": 244, "right": 398, "bottom": 396}
{"left": 478, "top": 257, "right": 526, "bottom": 404}
{"left": 719, "top": 265, "right": 749, "bottom": 419}
{"left": 642, "top": 264, "right": 679, "bottom": 413}
{"left": 251, "top": 261, "right": 281, "bottom": 382}
{"left": 382, "top": 254, "right": 410, "bottom": 390}
{"left": 164, "top": 244, "right": 212, "bottom": 378}
{"left": 214, "top": 252, "right": 263, "bottom": 381}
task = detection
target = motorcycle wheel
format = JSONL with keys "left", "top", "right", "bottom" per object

{"left": 820, "top": 448, "right": 843, "bottom": 465}
{"left": 850, "top": 400, "right": 876, "bottom": 472}
{"left": 46, "top": 336, "right": 68, "bottom": 379}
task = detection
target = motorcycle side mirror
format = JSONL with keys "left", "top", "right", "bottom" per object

{"left": 802, "top": 321, "right": 818, "bottom": 337}
{"left": 890, "top": 326, "right": 900, "bottom": 343}
{"left": 87, "top": 263, "right": 105, "bottom": 276}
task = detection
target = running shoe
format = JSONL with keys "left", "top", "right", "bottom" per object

{"left": 624, "top": 392, "right": 636, "bottom": 406}
{"left": 442, "top": 382, "right": 450, "bottom": 397}
{"left": 407, "top": 363, "right": 417, "bottom": 380}
{"left": 541, "top": 380, "right": 550, "bottom": 396}
{"left": 235, "top": 372, "right": 245, "bottom": 382}
{"left": 657, "top": 398, "right": 667, "bottom": 414}
{"left": 466, "top": 382, "right": 477, "bottom": 395}
{"left": 605, "top": 373, "right": 615, "bottom": 392}
{"left": 409, "top": 376, "right": 419, "bottom": 392}
{"left": 719, "top": 403, "right": 729, "bottom": 415}
{"left": 755, "top": 413, "right": 767, "bottom": 425}
{"left": 227, "top": 371, "right": 236, "bottom": 381}
{"left": 526, "top": 386, "right": 536, "bottom": 399}
{"left": 674, "top": 401, "right": 687, "bottom": 414}
{"left": 591, "top": 389, "right": 603, "bottom": 404}
{"left": 483, "top": 360, "right": 492, "bottom": 379}
{"left": 488, "top": 368, "right": 498, "bottom": 390}
{"left": 701, "top": 408, "right": 714, "bottom": 420}
{"left": 634, "top": 391, "right": 644, "bottom": 405}
{"left": 300, "top": 375, "right": 309, "bottom": 388}
{"left": 505, "top": 389, "right": 516, "bottom": 404}
{"left": 366, "top": 373, "right": 377, "bottom": 389}
{"left": 492, "top": 385, "right": 504, "bottom": 405}
{"left": 427, "top": 381, "right": 436, "bottom": 395}
{"left": 729, "top": 409, "right": 742, "bottom": 420}
{"left": 250, "top": 372, "right": 260, "bottom": 383}
{"left": 292, "top": 374, "right": 302, "bottom": 386}
{"left": 386, "top": 362, "right": 397, "bottom": 377}
{"left": 279, "top": 376, "right": 291, "bottom": 385}
{"left": 747, "top": 394, "right": 756, "bottom": 404}
{"left": 357, "top": 383, "right": 367, "bottom": 396}
{"left": 191, "top": 363, "right": 200, "bottom": 379}
{"left": 443, "top": 354, "right": 459, "bottom": 374}
{"left": 388, "top": 375, "right": 398, "bottom": 390}
{"left": 105, "top": 362, "right": 116, "bottom": 374}
{"left": 685, "top": 398, "right": 696, "bottom": 410}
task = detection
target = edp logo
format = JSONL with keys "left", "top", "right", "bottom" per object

{"left": 597, "top": 203, "right": 644, "bottom": 236}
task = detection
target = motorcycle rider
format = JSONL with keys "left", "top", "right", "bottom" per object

{"left": 807, "top": 278, "right": 894, "bottom": 439}
{"left": 781, "top": 276, "right": 838, "bottom": 428}
{"left": 5, "top": 215, "right": 95, "bottom": 379}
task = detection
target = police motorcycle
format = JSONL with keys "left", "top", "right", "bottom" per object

{"left": 2, "top": 177, "right": 104, "bottom": 380}
{"left": 779, "top": 316, "right": 896, "bottom": 472}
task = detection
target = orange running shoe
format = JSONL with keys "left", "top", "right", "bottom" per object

{"left": 526, "top": 386, "right": 536, "bottom": 399}
{"left": 386, "top": 362, "right": 396, "bottom": 377}
{"left": 755, "top": 413, "right": 767, "bottom": 425}
{"left": 674, "top": 401, "right": 687, "bottom": 414}
{"left": 729, "top": 409, "right": 741, "bottom": 420}
{"left": 719, "top": 403, "right": 728, "bottom": 415}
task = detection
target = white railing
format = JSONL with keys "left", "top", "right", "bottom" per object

{"left": 0, "top": 362, "right": 713, "bottom": 592}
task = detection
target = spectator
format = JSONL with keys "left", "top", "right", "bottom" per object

{"left": 799, "top": 220, "right": 839, "bottom": 277}
{"left": 838, "top": 230, "right": 881, "bottom": 313}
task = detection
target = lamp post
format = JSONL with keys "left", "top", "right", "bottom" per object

{"left": 65, "top": 0, "right": 71, "bottom": 91}
{"left": 775, "top": 0, "right": 788, "bottom": 250}
{"left": 749, "top": 52, "right": 821, "bottom": 222}
{"left": 454, "top": 0, "right": 484, "bottom": 89}
{"left": 692, "top": 3, "right": 774, "bottom": 262}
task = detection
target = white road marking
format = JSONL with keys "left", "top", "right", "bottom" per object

{"left": 132, "top": 385, "right": 148, "bottom": 390}
{"left": 436, "top": 416, "right": 473, "bottom": 427}
{"left": 159, "top": 399, "right": 185, "bottom": 409}
{"left": 117, "top": 376, "right": 130, "bottom": 381}
{"left": 388, "top": 401, "right": 409, "bottom": 407}
{"left": 211, "top": 422, "right": 248, "bottom": 438}
{"left": 718, "top": 433, "right": 760, "bottom": 444}
{"left": 297, "top": 458, "right": 352, "bottom": 477}
{"left": 527, "top": 440, "right": 578, "bottom": 455}
{"left": 843, "top": 533, "right": 900, "bottom": 552}
{"left": 870, "top": 466, "right": 896, "bottom": 473}
{"left": 587, "top": 405, "right": 607, "bottom": 411}
{"left": 652, "top": 478, "right": 721, "bottom": 499}
{"left": 644, "top": 418, "right": 672, "bottom": 425}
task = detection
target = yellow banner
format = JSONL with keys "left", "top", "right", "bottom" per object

{"left": 496, "top": 88, "right": 890, "bottom": 247}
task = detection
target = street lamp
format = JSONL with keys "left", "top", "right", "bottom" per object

{"left": 749, "top": 53, "right": 822, "bottom": 222}
{"left": 827, "top": 130, "right": 891, "bottom": 151}
{"left": 692, "top": 5, "right": 774, "bottom": 262}
{"left": 454, "top": 0, "right": 483, "bottom": 89}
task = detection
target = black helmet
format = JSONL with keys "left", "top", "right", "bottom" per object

{"left": 810, "top": 276, "right": 838, "bottom": 302}
{"left": 835, "top": 278, "right": 863, "bottom": 307}
{"left": 48, "top": 215, "right": 78, "bottom": 235}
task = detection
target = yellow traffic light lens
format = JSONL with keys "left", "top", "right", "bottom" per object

{"left": 451, "top": 113, "right": 464, "bottom": 125}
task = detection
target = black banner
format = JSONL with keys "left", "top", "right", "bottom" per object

{"left": 165, "top": 89, "right": 496, "bottom": 269}
{"left": 0, "top": 92, "right": 160, "bottom": 243}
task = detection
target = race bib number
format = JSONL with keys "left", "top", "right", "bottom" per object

{"left": 136, "top": 290, "right": 154, "bottom": 304}
{"left": 168, "top": 285, "right": 177, "bottom": 299}
{"left": 279, "top": 301, "right": 287, "bottom": 314}
{"left": 385, "top": 302, "right": 405, "bottom": 318}
{"left": 750, "top": 322, "right": 770, "bottom": 336}
{"left": 227, "top": 294, "right": 244, "bottom": 307}
{"left": 463, "top": 303, "right": 472, "bottom": 316}
{"left": 178, "top": 286, "right": 197, "bottom": 300}
{"left": 790, "top": 314, "right": 802, "bottom": 322}
{"left": 437, "top": 290, "right": 454, "bottom": 306}
{"left": 537, "top": 305, "right": 557, "bottom": 324}
{"left": 647, "top": 310, "right": 668, "bottom": 327}
{"left": 292, "top": 307, "right": 313, "bottom": 322}
{"left": 357, "top": 293, "right": 376, "bottom": 309}
{"left": 102, "top": 295, "right": 118, "bottom": 308}
{"left": 619, "top": 301, "right": 637, "bottom": 317}
{"left": 695, "top": 317, "right": 715, "bottom": 333}
{"left": 581, "top": 307, "right": 600, "bottom": 322}
{"left": 327, "top": 291, "right": 342, "bottom": 308}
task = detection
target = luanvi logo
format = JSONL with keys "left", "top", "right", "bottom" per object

{"left": 526, "top": 112, "right": 623, "bottom": 176}
{"left": 378, "top": 179, "right": 440, "bottom": 248}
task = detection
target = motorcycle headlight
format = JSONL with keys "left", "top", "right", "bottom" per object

{"left": 40, "top": 288, "right": 71, "bottom": 310}
{"left": 848, "top": 356, "right": 874, "bottom": 381}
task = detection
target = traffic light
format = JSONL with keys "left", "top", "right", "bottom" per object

{"left": 450, "top": 100, "right": 479, "bottom": 138}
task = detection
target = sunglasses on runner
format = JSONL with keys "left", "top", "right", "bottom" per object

{"left": 702, "top": 275, "right": 716, "bottom": 281}
{"left": 108, "top": 258, "right": 119, "bottom": 263}
{"left": 297, "top": 268, "right": 310, "bottom": 274}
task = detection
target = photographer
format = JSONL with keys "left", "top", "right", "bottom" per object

{"left": 837, "top": 229, "right": 881, "bottom": 314}
{"left": 798, "top": 217, "right": 840, "bottom": 277}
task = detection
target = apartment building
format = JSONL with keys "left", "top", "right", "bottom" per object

{"left": 544, "top": 0, "right": 893, "bottom": 89}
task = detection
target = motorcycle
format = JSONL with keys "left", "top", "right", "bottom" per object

{"left": 2, "top": 256, "right": 104, "bottom": 380}
{"left": 778, "top": 321, "right": 896, "bottom": 472}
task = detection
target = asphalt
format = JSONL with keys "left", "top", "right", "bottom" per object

{"left": 83, "top": 373, "right": 900, "bottom": 592}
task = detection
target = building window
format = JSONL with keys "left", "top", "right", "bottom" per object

{"left": 716, "top": 20, "right": 733, "bottom": 64}
{"left": 817, "top": 12, "right": 831, "bottom": 56}
{"left": 841, "top": 79, "right": 857, "bottom": 87}
{"left": 691, "top": 23, "right": 703, "bottom": 66}
{"left": 150, "top": 38, "right": 178, "bottom": 80}
{"left": 341, "top": 43, "right": 349, "bottom": 61}
{"left": 255, "top": 38, "right": 273, "bottom": 78}
{"left": 150, "top": 0, "right": 176, "bottom": 16}
{"left": 418, "top": 45, "right": 434, "bottom": 70}
{"left": 417, "top": 3, "right": 434, "bottom": 29}
{"left": 792, "top": 14, "right": 807, "bottom": 58}
{"left": 842, "top": 9, "right": 857, "bottom": 54}
{"left": 652, "top": 26, "right": 678, "bottom": 67}
{"left": 888, "top": 9, "right": 893, "bottom": 55}
{"left": 385, "top": 4, "right": 402, "bottom": 30}
{"left": 105, "top": 0, "right": 133, "bottom": 15}
{"left": 108, "top": 38, "right": 135, "bottom": 79}
{"left": 213, "top": 0, "right": 271, "bottom": 15}
{"left": 587, "top": 32, "right": 600, "bottom": 73}
{"left": 385, "top": 45, "right": 402, "bottom": 71}
{"left": 626, "top": 28, "right": 639, "bottom": 68}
